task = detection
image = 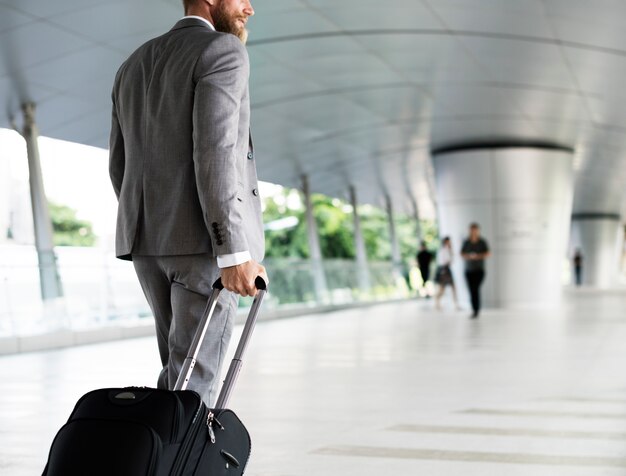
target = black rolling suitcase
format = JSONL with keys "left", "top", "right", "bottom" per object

{"left": 43, "top": 277, "right": 267, "bottom": 476}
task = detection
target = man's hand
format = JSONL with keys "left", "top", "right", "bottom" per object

{"left": 221, "top": 260, "right": 268, "bottom": 297}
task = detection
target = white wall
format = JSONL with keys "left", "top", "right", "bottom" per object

{"left": 434, "top": 147, "right": 574, "bottom": 309}
{"left": 570, "top": 218, "right": 622, "bottom": 288}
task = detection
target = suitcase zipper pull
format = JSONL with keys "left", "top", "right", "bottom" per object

{"left": 207, "top": 411, "right": 226, "bottom": 444}
{"left": 207, "top": 411, "right": 216, "bottom": 444}
{"left": 208, "top": 423, "right": 216, "bottom": 444}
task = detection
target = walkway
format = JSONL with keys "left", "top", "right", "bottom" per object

{"left": 2, "top": 289, "right": 626, "bottom": 475}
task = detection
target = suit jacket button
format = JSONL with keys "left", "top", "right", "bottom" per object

{"left": 212, "top": 222, "right": 219, "bottom": 229}
{"left": 247, "top": 152, "right": 254, "bottom": 160}
{"left": 252, "top": 188, "right": 258, "bottom": 196}
{"left": 216, "top": 240, "right": 223, "bottom": 246}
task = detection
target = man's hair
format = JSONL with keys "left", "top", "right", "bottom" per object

{"left": 469, "top": 222, "right": 480, "bottom": 229}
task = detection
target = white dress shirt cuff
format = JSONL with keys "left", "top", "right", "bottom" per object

{"left": 217, "top": 251, "right": 252, "bottom": 268}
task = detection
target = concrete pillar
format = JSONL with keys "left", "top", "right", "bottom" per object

{"left": 622, "top": 225, "right": 626, "bottom": 275}
{"left": 302, "top": 175, "right": 328, "bottom": 303}
{"left": 0, "top": 148, "right": 10, "bottom": 242}
{"left": 433, "top": 145, "right": 574, "bottom": 309}
{"left": 385, "top": 194, "right": 403, "bottom": 279}
{"left": 410, "top": 195, "right": 422, "bottom": 242}
{"left": 570, "top": 213, "right": 622, "bottom": 288}
{"left": 349, "top": 186, "right": 371, "bottom": 292}
{"left": 19, "top": 103, "right": 63, "bottom": 300}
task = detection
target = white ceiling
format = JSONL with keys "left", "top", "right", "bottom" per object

{"left": 1, "top": 0, "right": 626, "bottom": 219}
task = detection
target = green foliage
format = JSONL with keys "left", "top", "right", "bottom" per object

{"left": 312, "top": 195, "right": 354, "bottom": 259}
{"left": 416, "top": 219, "right": 440, "bottom": 258}
{"left": 262, "top": 187, "right": 438, "bottom": 263}
{"left": 263, "top": 190, "right": 308, "bottom": 258}
{"left": 49, "top": 202, "right": 97, "bottom": 247}
{"left": 263, "top": 191, "right": 356, "bottom": 259}
{"left": 360, "top": 205, "right": 391, "bottom": 260}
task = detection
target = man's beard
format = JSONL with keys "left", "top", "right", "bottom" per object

{"left": 213, "top": 4, "right": 249, "bottom": 44}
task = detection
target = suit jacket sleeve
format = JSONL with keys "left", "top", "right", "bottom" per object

{"left": 109, "top": 91, "right": 125, "bottom": 200}
{"left": 192, "top": 34, "right": 250, "bottom": 256}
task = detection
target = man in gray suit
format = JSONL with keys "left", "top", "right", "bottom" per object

{"left": 109, "top": 0, "right": 266, "bottom": 406}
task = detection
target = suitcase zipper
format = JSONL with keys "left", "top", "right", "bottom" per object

{"left": 171, "top": 399, "right": 206, "bottom": 476}
{"left": 172, "top": 391, "right": 184, "bottom": 443}
{"left": 147, "top": 426, "right": 161, "bottom": 476}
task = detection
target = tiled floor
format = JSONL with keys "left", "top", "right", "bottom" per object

{"left": 2, "top": 288, "right": 626, "bottom": 475}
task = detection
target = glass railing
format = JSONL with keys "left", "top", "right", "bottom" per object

{"left": 253, "top": 258, "right": 410, "bottom": 309}
{"left": 0, "top": 246, "right": 148, "bottom": 337}
{"left": 0, "top": 245, "right": 412, "bottom": 338}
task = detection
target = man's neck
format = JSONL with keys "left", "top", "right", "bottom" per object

{"left": 184, "top": 7, "right": 215, "bottom": 28}
{"left": 182, "top": 14, "right": 215, "bottom": 30}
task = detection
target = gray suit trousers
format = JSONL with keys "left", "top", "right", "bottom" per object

{"left": 132, "top": 253, "right": 238, "bottom": 406}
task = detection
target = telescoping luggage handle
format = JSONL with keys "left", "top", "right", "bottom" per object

{"left": 174, "top": 276, "right": 267, "bottom": 411}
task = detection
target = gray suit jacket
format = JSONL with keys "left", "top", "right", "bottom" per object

{"left": 109, "top": 18, "right": 264, "bottom": 262}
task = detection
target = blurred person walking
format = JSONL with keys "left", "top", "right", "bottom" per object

{"left": 416, "top": 240, "right": 434, "bottom": 297}
{"left": 461, "top": 223, "right": 490, "bottom": 319}
{"left": 573, "top": 248, "right": 583, "bottom": 286}
{"left": 434, "top": 237, "right": 459, "bottom": 310}
{"left": 109, "top": 0, "right": 266, "bottom": 406}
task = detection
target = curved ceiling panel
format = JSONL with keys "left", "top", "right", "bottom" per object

{"left": 0, "top": 0, "right": 625, "bottom": 218}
